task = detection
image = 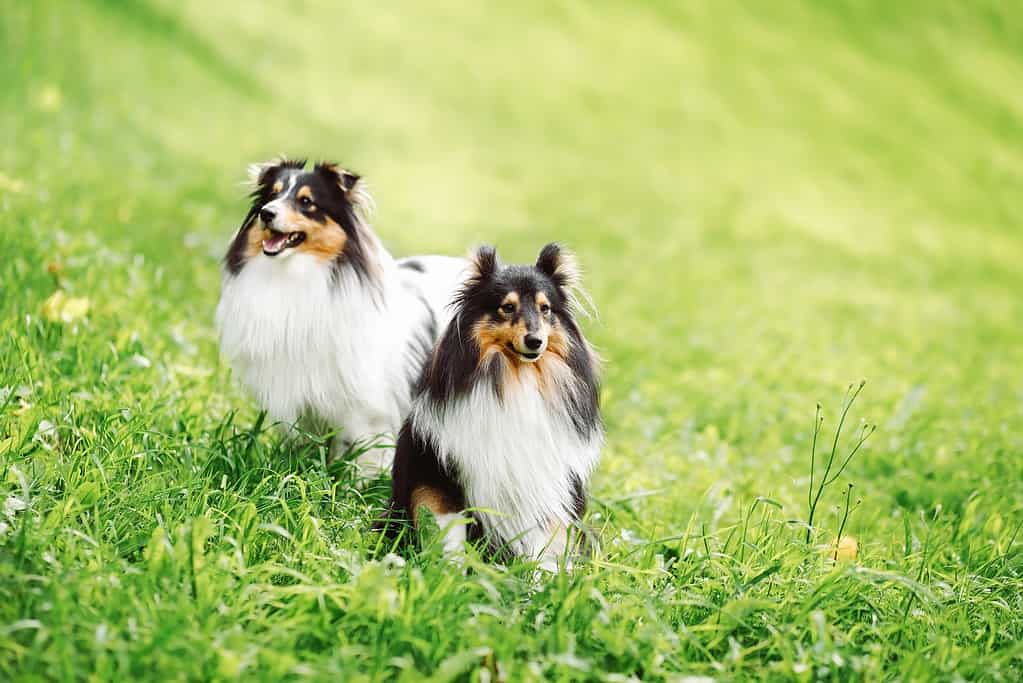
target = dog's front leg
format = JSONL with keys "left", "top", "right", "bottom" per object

{"left": 534, "top": 522, "right": 572, "bottom": 573}
{"left": 411, "top": 485, "right": 469, "bottom": 559}
{"left": 329, "top": 412, "right": 395, "bottom": 479}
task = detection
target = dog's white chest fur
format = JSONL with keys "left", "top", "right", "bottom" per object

{"left": 414, "top": 372, "right": 601, "bottom": 556}
{"left": 216, "top": 252, "right": 465, "bottom": 463}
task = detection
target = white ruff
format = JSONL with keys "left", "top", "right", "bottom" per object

{"left": 412, "top": 368, "right": 602, "bottom": 558}
{"left": 216, "top": 248, "right": 467, "bottom": 471}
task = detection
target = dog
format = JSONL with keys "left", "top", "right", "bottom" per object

{"left": 216, "top": 159, "right": 467, "bottom": 476}
{"left": 389, "top": 243, "right": 602, "bottom": 570}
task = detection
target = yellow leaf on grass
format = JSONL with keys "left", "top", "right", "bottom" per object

{"left": 62, "top": 297, "right": 91, "bottom": 320}
{"left": 42, "top": 290, "right": 91, "bottom": 323}
{"left": 36, "top": 84, "right": 63, "bottom": 112}
{"left": 41, "top": 291, "right": 66, "bottom": 320}
{"left": 0, "top": 172, "right": 26, "bottom": 194}
{"left": 834, "top": 535, "right": 858, "bottom": 562}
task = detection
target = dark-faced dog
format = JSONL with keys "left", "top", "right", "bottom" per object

{"left": 390, "top": 244, "right": 602, "bottom": 570}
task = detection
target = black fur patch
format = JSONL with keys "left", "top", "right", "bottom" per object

{"left": 569, "top": 472, "right": 587, "bottom": 520}
{"left": 224, "top": 205, "right": 257, "bottom": 275}
{"left": 399, "top": 259, "right": 425, "bottom": 273}
{"left": 558, "top": 315, "right": 602, "bottom": 438}
{"left": 311, "top": 162, "right": 378, "bottom": 288}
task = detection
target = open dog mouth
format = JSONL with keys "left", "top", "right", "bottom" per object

{"left": 262, "top": 229, "right": 306, "bottom": 256}
{"left": 507, "top": 343, "right": 542, "bottom": 362}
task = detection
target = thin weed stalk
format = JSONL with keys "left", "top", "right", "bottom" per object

{"left": 806, "top": 381, "right": 876, "bottom": 544}
{"left": 832, "top": 483, "right": 861, "bottom": 561}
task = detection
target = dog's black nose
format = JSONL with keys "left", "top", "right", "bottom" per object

{"left": 524, "top": 335, "right": 543, "bottom": 351}
{"left": 259, "top": 207, "right": 276, "bottom": 225}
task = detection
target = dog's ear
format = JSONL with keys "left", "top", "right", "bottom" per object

{"left": 469, "top": 245, "right": 499, "bottom": 283}
{"left": 536, "top": 242, "right": 579, "bottom": 291}
{"left": 452, "top": 245, "right": 499, "bottom": 312}
{"left": 247, "top": 160, "right": 279, "bottom": 189}
{"left": 247, "top": 158, "right": 305, "bottom": 192}
{"left": 314, "top": 162, "right": 375, "bottom": 222}
{"left": 315, "top": 162, "right": 361, "bottom": 195}
{"left": 340, "top": 170, "right": 360, "bottom": 193}
{"left": 536, "top": 242, "right": 594, "bottom": 317}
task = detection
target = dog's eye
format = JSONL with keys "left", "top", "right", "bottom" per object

{"left": 500, "top": 303, "right": 516, "bottom": 315}
{"left": 539, "top": 303, "right": 551, "bottom": 315}
{"left": 298, "top": 196, "right": 313, "bottom": 208}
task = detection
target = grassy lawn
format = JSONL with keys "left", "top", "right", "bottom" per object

{"left": 3, "top": 1, "right": 1022, "bottom": 680}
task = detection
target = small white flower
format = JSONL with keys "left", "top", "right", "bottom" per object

{"left": 34, "top": 420, "right": 58, "bottom": 449}
{"left": 381, "top": 553, "right": 406, "bottom": 569}
{"left": 618, "top": 528, "right": 643, "bottom": 545}
{"left": 4, "top": 495, "right": 27, "bottom": 518}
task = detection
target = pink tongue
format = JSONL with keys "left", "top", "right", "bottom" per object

{"left": 263, "top": 232, "right": 289, "bottom": 254}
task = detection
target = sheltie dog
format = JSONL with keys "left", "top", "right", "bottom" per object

{"left": 216, "top": 159, "right": 467, "bottom": 476}
{"left": 389, "top": 243, "right": 602, "bottom": 570}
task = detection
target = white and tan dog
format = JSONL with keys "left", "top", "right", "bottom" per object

{"left": 216, "top": 159, "right": 467, "bottom": 476}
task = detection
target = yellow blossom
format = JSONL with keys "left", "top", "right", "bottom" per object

{"left": 42, "top": 290, "right": 91, "bottom": 323}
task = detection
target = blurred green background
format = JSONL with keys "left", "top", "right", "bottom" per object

{"left": 2, "top": 1, "right": 1022, "bottom": 679}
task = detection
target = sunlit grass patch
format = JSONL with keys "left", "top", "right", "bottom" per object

{"left": 2, "top": 0, "right": 1023, "bottom": 679}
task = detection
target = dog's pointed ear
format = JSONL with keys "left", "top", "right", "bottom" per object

{"left": 536, "top": 242, "right": 593, "bottom": 317}
{"left": 247, "top": 159, "right": 283, "bottom": 190}
{"left": 453, "top": 245, "right": 499, "bottom": 311}
{"left": 314, "top": 162, "right": 375, "bottom": 221}
{"left": 340, "top": 170, "right": 360, "bottom": 193}
{"left": 469, "top": 245, "right": 499, "bottom": 283}
{"left": 248, "top": 157, "right": 306, "bottom": 191}
{"left": 536, "top": 242, "right": 579, "bottom": 291}
{"left": 316, "top": 162, "right": 360, "bottom": 194}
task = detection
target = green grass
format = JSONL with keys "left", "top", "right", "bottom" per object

{"left": 3, "top": 1, "right": 1023, "bottom": 680}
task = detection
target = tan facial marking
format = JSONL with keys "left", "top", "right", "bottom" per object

{"left": 410, "top": 485, "right": 458, "bottom": 526}
{"left": 243, "top": 219, "right": 264, "bottom": 259}
{"left": 272, "top": 180, "right": 283, "bottom": 194}
{"left": 296, "top": 185, "right": 313, "bottom": 201}
{"left": 472, "top": 290, "right": 567, "bottom": 370}
{"left": 243, "top": 210, "right": 348, "bottom": 263}
{"left": 473, "top": 316, "right": 529, "bottom": 362}
{"left": 290, "top": 213, "right": 347, "bottom": 261}
{"left": 470, "top": 298, "right": 579, "bottom": 398}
